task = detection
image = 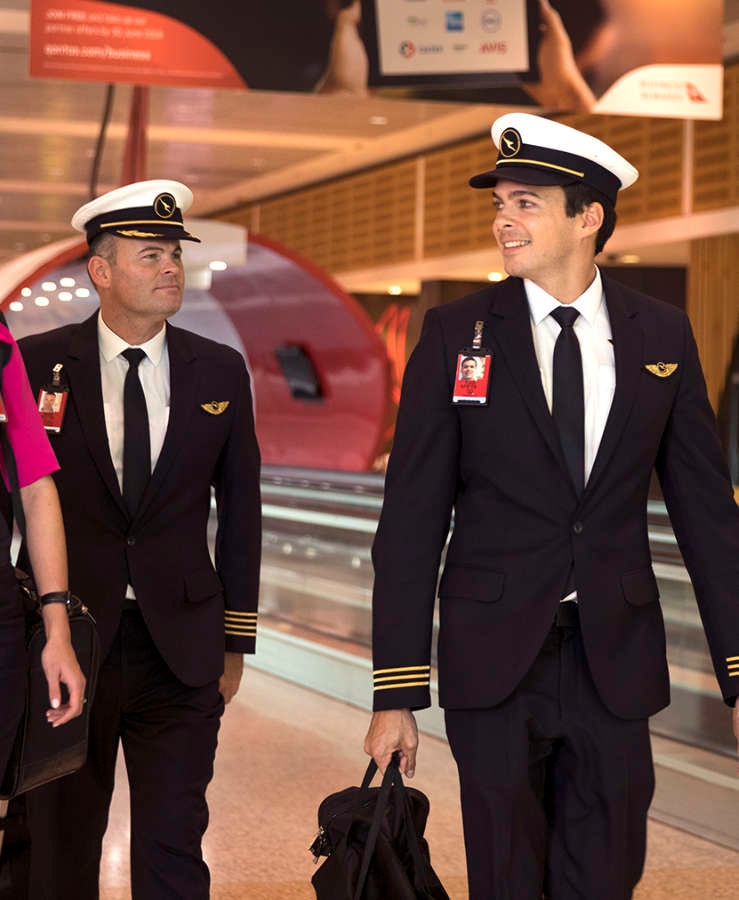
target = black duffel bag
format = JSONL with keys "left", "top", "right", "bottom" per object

{"left": 309, "top": 754, "right": 449, "bottom": 900}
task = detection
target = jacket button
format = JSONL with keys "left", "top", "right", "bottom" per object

{"left": 572, "top": 521, "right": 584, "bottom": 535}
{"left": 126, "top": 536, "right": 136, "bottom": 546}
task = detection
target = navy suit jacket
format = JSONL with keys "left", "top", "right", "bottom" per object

{"left": 19, "top": 311, "right": 262, "bottom": 687}
{"left": 371, "top": 275, "right": 739, "bottom": 719}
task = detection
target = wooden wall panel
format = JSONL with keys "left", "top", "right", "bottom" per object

{"left": 423, "top": 137, "right": 496, "bottom": 257}
{"left": 214, "top": 63, "right": 738, "bottom": 274}
{"left": 693, "top": 64, "right": 739, "bottom": 211}
{"left": 687, "top": 233, "right": 739, "bottom": 413}
{"left": 220, "top": 160, "right": 418, "bottom": 273}
{"left": 557, "top": 114, "right": 684, "bottom": 223}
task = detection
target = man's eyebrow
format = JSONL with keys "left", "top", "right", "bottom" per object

{"left": 492, "top": 188, "right": 543, "bottom": 200}
{"left": 135, "top": 243, "right": 182, "bottom": 254}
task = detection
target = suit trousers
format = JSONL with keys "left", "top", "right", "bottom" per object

{"left": 445, "top": 612, "right": 654, "bottom": 900}
{"left": 25, "top": 609, "right": 224, "bottom": 900}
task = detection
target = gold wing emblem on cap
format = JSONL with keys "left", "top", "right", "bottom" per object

{"left": 201, "top": 401, "right": 230, "bottom": 415}
{"left": 644, "top": 362, "right": 678, "bottom": 378}
{"left": 499, "top": 127, "right": 521, "bottom": 158}
{"left": 154, "top": 192, "right": 176, "bottom": 219}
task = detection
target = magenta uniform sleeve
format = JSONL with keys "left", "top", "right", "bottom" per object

{"left": 0, "top": 323, "right": 59, "bottom": 488}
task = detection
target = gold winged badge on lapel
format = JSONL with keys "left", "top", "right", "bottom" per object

{"left": 201, "top": 401, "right": 230, "bottom": 415}
{"left": 644, "top": 362, "right": 678, "bottom": 378}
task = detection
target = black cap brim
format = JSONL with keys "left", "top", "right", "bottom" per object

{"left": 469, "top": 166, "right": 580, "bottom": 190}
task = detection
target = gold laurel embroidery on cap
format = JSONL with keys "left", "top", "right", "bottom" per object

{"left": 644, "top": 362, "right": 678, "bottom": 378}
{"left": 114, "top": 229, "right": 164, "bottom": 238}
{"left": 499, "top": 127, "right": 521, "bottom": 158}
{"left": 153, "top": 192, "right": 177, "bottom": 219}
{"left": 201, "top": 401, "right": 230, "bottom": 415}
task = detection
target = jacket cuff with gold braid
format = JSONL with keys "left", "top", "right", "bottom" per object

{"left": 224, "top": 609, "right": 258, "bottom": 654}
{"left": 372, "top": 663, "right": 431, "bottom": 711}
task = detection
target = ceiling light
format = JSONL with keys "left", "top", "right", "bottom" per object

{"left": 59, "top": 277, "right": 76, "bottom": 287}
{"left": 75, "top": 288, "right": 90, "bottom": 298}
{"left": 9, "top": 301, "right": 23, "bottom": 312}
{"left": 41, "top": 281, "right": 56, "bottom": 291}
{"left": 58, "top": 292, "right": 73, "bottom": 301}
{"left": 21, "top": 287, "right": 32, "bottom": 297}
{"left": 34, "top": 296, "right": 49, "bottom": 307}
{"left": 487, "top": 271, "right": 504, "bottom": 282}
{"left": 209, "top": 260, "right": 228, "bottom": 271}
{"left": 388, "top": 285, "right": 402, "bottom": 295}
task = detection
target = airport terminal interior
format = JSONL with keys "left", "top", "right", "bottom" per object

{"left": 1, "top": 0, "right": 739, "bottom": 897}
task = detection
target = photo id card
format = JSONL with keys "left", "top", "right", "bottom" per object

{"left": 452, "top": 351, "right": 492, "bottom": 405}
{"left": 38, "top": 388, "right": 68, "bottom": 432}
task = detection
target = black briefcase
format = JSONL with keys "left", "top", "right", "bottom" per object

{"left": 0, "top": 570, "right": 100, "bottom": 801}
{"left": 309, "top": 754, "right": 449, "bottom": 900}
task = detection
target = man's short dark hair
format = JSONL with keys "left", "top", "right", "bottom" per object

{"left": 88, "top": 232, "right": 118, "bottom": 263}
{"left": 562, "top": 183, "right": 617, "bottom": 255}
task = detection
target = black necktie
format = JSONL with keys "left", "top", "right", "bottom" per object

{"left": 122, "top": 348, "right": 151, "bottom": 517}
{"left": 550, "top": 307, "right": 584, "bottom": 497}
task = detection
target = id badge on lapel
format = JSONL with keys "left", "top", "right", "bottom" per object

{"left": 37, "top": 363, "right": 69, "bottom": 433}
{"left": 452, "top": 320, "right": 491, "bottom": 406}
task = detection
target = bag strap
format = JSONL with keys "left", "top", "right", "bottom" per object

{"left": 399, "top": 776, "right": 435, "bottom": 893}
{"left": 354, "top": 753, "right": 437, "bottom": 899}
{"left": 353, "top": 754, "right": 398, "bottom": 900}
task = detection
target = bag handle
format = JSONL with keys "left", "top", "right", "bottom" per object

{"left": 353, "top": 752, "right": 435, "bottom": 900}
{"left": 353, "top": 754, "right": 398, "bottom": 900}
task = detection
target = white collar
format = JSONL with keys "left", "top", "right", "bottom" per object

{"left": 525, "top": 267, "right": 604, "bottom": 327}
{"left": 97, "top": 312, "right": 167, "bottom": 365}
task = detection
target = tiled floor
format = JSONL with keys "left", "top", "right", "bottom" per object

{"left": 99, "top": 668, "right": 739, "bottom": 899}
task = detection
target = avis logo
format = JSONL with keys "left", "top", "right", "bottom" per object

{"left": 480, "top": 41, "right": 507, "bottom": 53}
{"left": 399, "top": 40, "right": 416, "bottom": 59}
{"left": 686, "top": 82, "right": 706, "bottom": 102}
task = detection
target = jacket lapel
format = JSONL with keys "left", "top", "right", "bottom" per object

{"left": 65, "top": 312, "right": 127, "bottom": 517}
{"left": 585, "top": 277, "right": 644, "bottom": 495}
{"left": 487, "top": 279, "right": 571, "bottom": 483}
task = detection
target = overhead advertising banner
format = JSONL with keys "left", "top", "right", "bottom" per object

{"left": 29, "top": 0, "right": 724, "bottom": 120}
{"left": 367, "top": 0, "right": 535, "bottom": 81}
{"left": 29, "top": 0, "right": 244, "bottom": 88}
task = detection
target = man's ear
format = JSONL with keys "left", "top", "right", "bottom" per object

{"left": 581, "top": 201, "right": 604, "bottom": 236}
{"left": 87, "top": 255, "right": 110, "bottom": 289}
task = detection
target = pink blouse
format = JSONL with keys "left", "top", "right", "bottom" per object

{"left": 0, "top": 322, "right": 59, "bottom": 488}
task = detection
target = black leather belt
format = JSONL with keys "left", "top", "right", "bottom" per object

{"left": 555, "top": 600, "right": 579, "bottom": 628}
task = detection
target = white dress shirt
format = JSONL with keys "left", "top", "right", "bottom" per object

{"left": 98, "top": 313, "right": 171, "bottom": 492}
{"left": 524, "top": 267, "right": 615, "bottom": 484}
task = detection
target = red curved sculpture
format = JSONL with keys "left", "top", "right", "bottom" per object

{"left": 0, "top": 230, "right": 393, "bottom": 472}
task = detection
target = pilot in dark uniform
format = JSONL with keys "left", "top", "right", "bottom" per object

{"left": 17, "top": 180, "right": 261, "bottom": 899}
{"left": 364, "top": 113, "right": 739, "bottom": 900}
